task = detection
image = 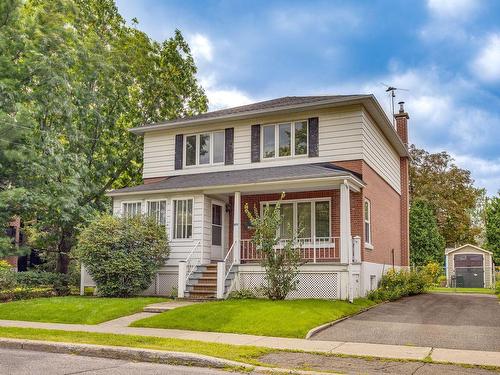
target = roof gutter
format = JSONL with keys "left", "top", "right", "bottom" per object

{"left": 107, "top": 175, "right": 365, "bottom": 197}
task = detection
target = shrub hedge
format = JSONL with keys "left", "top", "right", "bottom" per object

{"left": 0, "top": 287, "right": 54, "bottom": 302}
{"left": 367, "top": 263, "right": 438, "bottom": 302}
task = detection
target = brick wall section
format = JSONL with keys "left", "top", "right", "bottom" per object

{"left": 335, "top": 160, "right": 403, "bottom": 266}
{"left": 227, "top": 189, "right": 364, "bottom": 261}
{"left": 395, "top": 109, "right": 410, "bottom": 267}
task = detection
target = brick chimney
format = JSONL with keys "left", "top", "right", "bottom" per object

{"left": 394, "top": 102, "right": 410, "bottom": 267}
{"left": 394, "top": 101, "right": 409, "bottom": 145}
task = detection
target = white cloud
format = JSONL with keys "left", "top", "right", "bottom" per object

{"left": 189, "top": 33, "right": 213, "bottom": 62}
{"left": 472, "top": 33, "right": 500, "bottom": 82}
{"left": 200, "top": 75, "right": 256, "bottom": 111}
{"left": 426, "top": 0, "right": 479, "bottom": 19}
{"left": 452, "top": 153, "right": 500, "bottom": 195}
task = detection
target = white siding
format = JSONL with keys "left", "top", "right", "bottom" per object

{"left": 361, "top": 109, "right": 401, "bottom": 193}
{"left": 142, "top": 105, "right": 365, "bottom": 178}
{"left": 112, "top": 193, "right": 208, "bottom": 266}
{"left": 141, "top": 103, "right": 402, "bottom": 195}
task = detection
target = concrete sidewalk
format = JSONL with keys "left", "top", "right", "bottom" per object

{"left": 0, "top": 318, "right": 498, "bottom": 367}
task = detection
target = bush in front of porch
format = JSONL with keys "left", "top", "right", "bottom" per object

{"left": 76, "top": 214, "right": 170, "bottom": 297}
{"left": 131, "top": 298, "right": 375, "bottom": 338}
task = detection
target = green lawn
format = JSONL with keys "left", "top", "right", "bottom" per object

{"left": 0, "top": 297, "right": 166, "bottom": 324}
{"left": 0, "top": 326, "right": 271, "bottom": 366}
{"left": 429, "top": 287, "right": 495, "bottom": 295}
{"left": 131, "top": 298, "right": 376, "bottom": 338}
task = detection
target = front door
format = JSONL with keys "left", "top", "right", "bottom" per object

{"left": 211, "top": 202, "right": 224, "bottom": 260}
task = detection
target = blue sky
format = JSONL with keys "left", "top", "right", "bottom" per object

{"left": 116, "top": 0, "right": 500, "bottom": 195}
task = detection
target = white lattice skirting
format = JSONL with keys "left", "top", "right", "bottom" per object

{"left": 142, "top": 271, "right": 178, "bottom": 296}
{"left": 238, "top": 271, "right": 341, "bottom": 299}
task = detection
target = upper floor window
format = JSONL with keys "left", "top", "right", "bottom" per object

{"left": 185, "top": 131, "right": 224, "bottom": 167}
{"left": 364, "top": 199, "right": 372, "bottom": 245}
{"left": 262, "top": 120, "right": 308, "bottom": 159}
{"left": 173, "top": 199, "right": 193, "bottom": 239}
{"left": 123, "top": 202, "right": 142, "bottom": 218}
{"left": 147, "top": 200, "right": 166, "bottom": 226}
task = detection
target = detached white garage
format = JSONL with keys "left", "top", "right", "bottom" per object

{"left": 445, "top": 244, "right": 495, "bottom": 288}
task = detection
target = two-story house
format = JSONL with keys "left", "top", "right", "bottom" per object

{"left": 107, "top": 95, "right": 410, "bottom": 300}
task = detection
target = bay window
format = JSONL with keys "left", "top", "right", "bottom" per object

{"left": 122, "top": 202, "right": 142, "bottom": 218}
{"left": 262, "top": 120, "right": 308, "bottom": 159}
{"left": 262, "top": 199, "right": 330, "bottom": 239}
{"left": 147, "top": 200, "right": 166, "bottom": 226}
{"left": 185, "top": 131, "right": 225, "bottom": 166}
{"left": 173, "top": 199, "right": 193, "bottom": 239}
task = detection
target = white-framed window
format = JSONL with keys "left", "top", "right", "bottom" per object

{"left": 122, "top": 202, "right": 142, "bottom": 218}
{"left": 147, "top": 200, "right": 167, "bottom": 226}
{"left": 262, "top": 120, "right": 308, "bottom": 159}
{"left": 184, "top": 131, "right": 225, "bottom": 167}
{"left": 364, "top": 199, "right": 372, "bottom": 245}
{"left": 172, "top": 199, "right": 193, "bottom": 239}
{"left": 261, "top": 199, "right": 330, "bottom": 239}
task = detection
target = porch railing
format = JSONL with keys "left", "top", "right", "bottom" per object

{"left": 178, "top": 240, "right": 201, "bottom": 298}
{"left": 216, "top": 240, "right": 237, "bottom": 299}
{"left": 240, "top": 237, "right": 340, "bottom": 263}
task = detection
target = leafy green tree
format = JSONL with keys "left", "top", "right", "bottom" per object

{"left": 0, "top": 0, "right": 207, "bottom": 272}
{"left": 485, "top": 193, "right": 500, "bottom": 264}
{"left": 409, "top": 145, "right": 483, "bottom": 247}
{"left": 409, "top": 200, "right": 445, "bottom": 266}
{"left": 76, "top": 214, "right": 169, "bottom": 297}
{"left": 244, "top": 195, "right": 301, "bottom": 300}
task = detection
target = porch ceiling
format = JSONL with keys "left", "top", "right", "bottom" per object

{"left": 108, "top": 163, "right": 364, "bottom": 196}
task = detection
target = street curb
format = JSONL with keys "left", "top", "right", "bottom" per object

{"left": 0, "top": 338, "right": 341, "bottom": 375}
{"left": 305, "top": 302, "right": 384, "bottom": 339}
{"left": 0, "top": 338, "right": 251, "bottom": 369}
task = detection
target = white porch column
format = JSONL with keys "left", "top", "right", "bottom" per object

{"left": 233, "top": 191, "right": 241, "bottom": 264}
{"left": 177, "top": 261, "right": 187, "bottom": 298}
{"left": 340, "top": 181, "right": 351, "bottom": 264}
{"left": 216, "top": 261, "right": 225, "bottom": 299}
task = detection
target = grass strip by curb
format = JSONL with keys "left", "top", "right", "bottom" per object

{"left": 0, "top": 326, "right": 272, "bottom": 365}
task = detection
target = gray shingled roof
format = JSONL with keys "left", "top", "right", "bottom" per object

{"left": 109, "top": 163, "right": 362, "bottom": 195}
{"left": 136, "top": 95, "right": 367, "bottom": 129}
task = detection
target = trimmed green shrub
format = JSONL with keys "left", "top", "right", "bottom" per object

{"left": 76, "top": 214, "right": 169, "bottom": 297}
{"left": 0, "top": 287, "right": 54, "bottom": 302}
{"left": 0, "top": 260, "right": 16, "bottom": 290}
{"left": 16, "top": 271, "right": 70, "bottom": 296}
{"left": 367, "top": 267, "right": 430, "bottom": 302}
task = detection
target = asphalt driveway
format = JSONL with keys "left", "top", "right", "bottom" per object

{"left": 311, "top": 293, "right": 500, "bottom": 351}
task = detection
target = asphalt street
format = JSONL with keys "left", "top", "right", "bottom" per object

{"left": 0, "top": 348, "right": 248, "bottom": 375}
{"left": 312, "top": 293, "right": 500, "bottom": 351}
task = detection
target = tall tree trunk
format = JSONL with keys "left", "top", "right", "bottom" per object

{"left": 56, "top": 229, "right": 74, "bottom": 274}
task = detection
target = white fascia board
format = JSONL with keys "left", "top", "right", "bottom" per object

{"left": 106, "top": 175, "right": 365, "bottom": 197}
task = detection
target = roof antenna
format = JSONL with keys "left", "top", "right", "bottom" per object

{"left": 380, "top": 83, "right": 409, "bottom": 126}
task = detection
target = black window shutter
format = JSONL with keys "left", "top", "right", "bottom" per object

{"left": 225, "top": 128, "right": 234, "bottom": 165}
{"left": 308, "top": 117, "right": 319, "bottom": 157}
{"left": 174, "top": 134, "right": 183, "bottom": 170}
{"left": 251, "top": 124, "right": 261, "bottom": 163}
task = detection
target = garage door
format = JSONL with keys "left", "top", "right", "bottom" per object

{"left": 454, "top": 254, "right": 484, "bottom": 288}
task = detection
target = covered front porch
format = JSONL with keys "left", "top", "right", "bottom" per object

{"left": 178, "top": 176, "right": 364, "bottom": 299}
